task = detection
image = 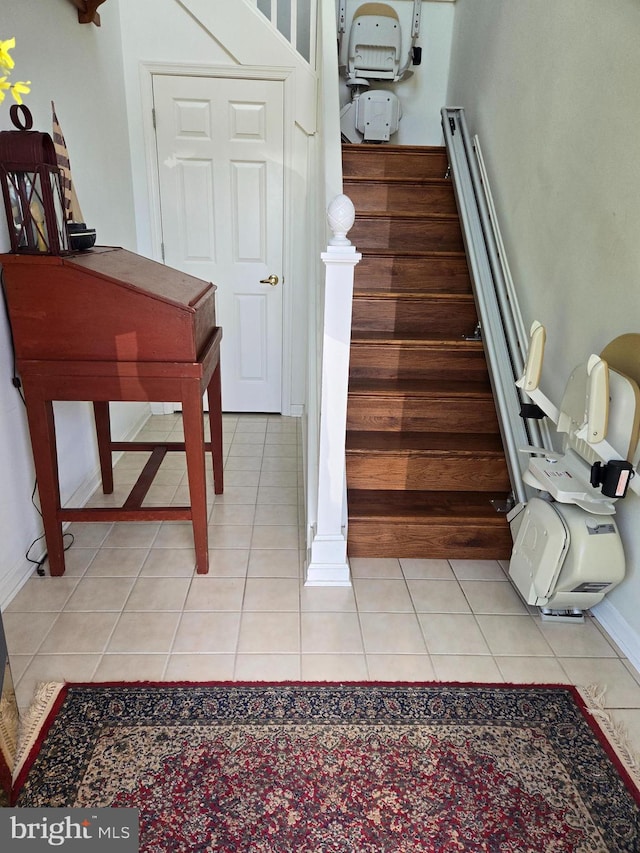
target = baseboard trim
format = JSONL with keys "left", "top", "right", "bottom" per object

{"left": 592, "top": 598, "right": 640, "bottom": 677}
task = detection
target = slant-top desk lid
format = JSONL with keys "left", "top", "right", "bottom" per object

{"left": 0, "top": 246, "right": 216, "bottom": 363}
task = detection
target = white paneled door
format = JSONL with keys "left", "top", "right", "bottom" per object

{"left": 152, "top": 74, "right": 285, "bottom": 412}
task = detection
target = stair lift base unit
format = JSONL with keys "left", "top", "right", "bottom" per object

{"left": 509, "top": 497, "right": 625, "bottom": 614}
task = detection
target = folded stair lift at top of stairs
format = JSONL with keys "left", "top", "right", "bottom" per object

{"left": 338, "top": 0, "right": 422, "bottom": 143}
{"left": 508, "top": 323, "right": 640, "bottom": 620}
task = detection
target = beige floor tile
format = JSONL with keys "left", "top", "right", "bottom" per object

{"left": 418, "top": 613, "right": 490, "bottom": 656}
{"left": 141, "top": 548, "right": 197, "bottom": 576}
{"left": 353, "top": 579, "right": 413, "bottom": 612}
{"left": 301, "top": 612, "right": 364, "bottom": 655}
{"left": 260, "top": 456, "right": 299, "bottom": 473}
{"left": 237, "top": 612, "right": 300, "bottom": 654}
{"left": 360, "top": 613, "right": 427, "bottom": 655}
{"left": 209, "top": 504, "right": 256, "bottom": 526}
{"left": 103, "top": 523, "right": 161, "bottom": 548}
{"left": 224, "top": 456, "right": 263, "bottom": 472}
{"left": 243, "top": 578, "right": 300, "bottom": 612}
{"left": 209, "top": 525, "right": 253, "bottom": 549}
{"left": 301, "top": 654, "right": 368, "bottom": 681}
{"left": 254, "top": 504, "right": 299, "bottom": 526}
{"left": 537, "top": 618, "right": 619, "bottom": 658}
{"left": 124, "top": 577, "right": 191, "bottom": 611}
{"left": 107, "top": 612, "right": 180, "bottom": 654}
{"left": 234, "top": 654, "right": 300, "bottom": 681}
{"left": 215, "top": 486, "right": 259, "bottom": 505}
{"left": 86, "top": 548, "right": 149, "bottom": 576}
{"left": 224, "top": 470, "right": 261, "bottom": 488}
{"left": 247, "top": 549, "right": 300, "bottom": 578}
{"left": 44, "top": 612, "right": 120, "bottom": 654}
{"left": 16, "top": 654, "right": 100, "bottom": 709}
{"left": 407, "top": 580, "right": 471, "bottom": 614}
{"left": 6, "top": 576, "right": 79, "bottom": 612}
{"left": 93, "top": 654, "right": 168, "bottom": 682}
{"left": 257, "top": 486, "right": 298, "bottom": 505}
{"left": 58, "top": 547, "right": 100, "bottom": 577}
{"left": 66, "top": 522, "right": 113, "bottom": 548}
{"left": 460, "top": 580, "right": 529, "bottom": 615}
{"left": 172, "top": 612, "right": 241, "bottom": 654}
{"left": 431, "top": 655, "right": 504, "bottom": 683}
{"left": 184, "top": 577, "right": 245, "bottom": 611}
{"left": 65, "top": 577, "right": 136, "bottom": 611}
{"left": 450, "top": 560, "right": 507, "bottom": 581}
{"left": 8, "top": 654, "right": 31, "bottom": 686}
{"left": 300, "top": 586, "right": 357, "bottom": 613}
{"left": 259, "top": 471, "right": 298, "bottom": 488}
{"left": 367, "top": 654, "right": 435, "bottom": 682}
{"left": 206, "top": 549, "right": 249, "bottom": 577}
{"left": 2, "top": 612, "right": 58, "bottom": 655}
{"left": 559, "top": 658, "right": 640, "bottom": 707}
{"left": 164, "top": 654, "right": 235, "bottom": 682}
{"left": 400, "top": 559, "right": 455, "bottom": 580}
{"left": 154, "top": 522, "right": 198, "bottom": 549}
{"left": 495, "top": 656, "right": 571, "bottom": 685}
{"left": 350, "top": 558, "right": 403, "bottom": 579}
{"left": 476, "top": 615, "right": 554, "bottom": 657}
{"left": 251, "top": 525, "right": 300, "bottom": 550}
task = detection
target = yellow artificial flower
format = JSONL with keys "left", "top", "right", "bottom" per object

{"left": 10, "top": 80, "right": 30, "bottom": 105}
{"left": 0, "top": 76, "right": 9, "bottom": 104}
{"left": 0, "top": 37, "right": 16, "bottom": 72}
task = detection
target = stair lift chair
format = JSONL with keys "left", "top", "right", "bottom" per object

{"left": 338, "top": 0, "right": 422, "bottom": 143}
{"left": 508, "top": 324, "right": 640, "bottom": 620}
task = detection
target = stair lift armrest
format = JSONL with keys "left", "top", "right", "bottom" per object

{"left": 397, "top": 0, "right": 423, "bottom": 79}
{"left": 338, "top": 0, "right": 347, "bottom": 33}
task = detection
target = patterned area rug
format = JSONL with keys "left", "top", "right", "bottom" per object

{"left": 14, "top": 682, "right": 640, "bottom": 852}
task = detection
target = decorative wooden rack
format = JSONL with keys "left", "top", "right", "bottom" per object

{"left": 68, "top": 0, "right": 107, "bottom": 26}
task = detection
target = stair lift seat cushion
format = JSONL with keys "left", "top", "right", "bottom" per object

{"left": 355, "top": 90, "right": 401, "bottom": 141}
{"left": 347, "top": 4, "right": 402, "bottom": 82}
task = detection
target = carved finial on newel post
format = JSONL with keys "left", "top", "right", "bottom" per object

{"left": 327, "top": 194, "right": 356, "bottom": 247}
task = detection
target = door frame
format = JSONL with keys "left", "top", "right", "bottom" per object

{"left": 140, "top": 61, "right": 297, "bottom": 415}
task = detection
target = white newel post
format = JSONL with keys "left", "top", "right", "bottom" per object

{"left": 306, "top": 195, "right": 361, "bottom": 586}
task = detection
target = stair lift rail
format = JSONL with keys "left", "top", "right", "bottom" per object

{"left": 442, "top": 107, "right": 539, "bottom": 508}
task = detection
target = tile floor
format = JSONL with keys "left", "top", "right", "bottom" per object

{"left": 4, "top": 413, "right": 640, "bottom": 755}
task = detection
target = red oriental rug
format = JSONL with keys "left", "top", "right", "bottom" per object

{"left": 13, "top": 682, "right": 640, "bottom": 852}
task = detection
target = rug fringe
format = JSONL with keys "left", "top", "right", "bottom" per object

{"left": 13, "top": 682, "right": 65, "bottom": 782}
{"left": 581, "top": 683, "right": 640, "bottom": 789}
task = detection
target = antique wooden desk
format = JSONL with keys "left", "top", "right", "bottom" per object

{"left": 1, "top": 247, "right": 223, "bottom": 575}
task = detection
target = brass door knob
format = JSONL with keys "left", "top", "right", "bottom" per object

{"left": 259, "top": 274, "right": 279, "bottom": 287}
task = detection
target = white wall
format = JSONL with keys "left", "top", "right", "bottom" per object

{"left": 447, "top": 0, "right": 640, "bottom": 662}
{"left": 0, "top": 0, "right": 147, "bottom": 607}
{"left": 337, "top": 0, "right": 455, "bottom": 144}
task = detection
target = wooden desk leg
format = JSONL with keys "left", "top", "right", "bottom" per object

{"left": 93, "top": 402, "right": 114, "bottom": 494}
{"left": 182, "top": 381, "right": 209, "bottom": 574}
{"left": 207, "top": 361, "right": 224, "bottom": 495}
{"left": 23, "top": 394, "right": 66, "bottom": 576}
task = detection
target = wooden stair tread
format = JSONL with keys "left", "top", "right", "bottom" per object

{"left": 353, "top": 292, "right": 475, "bottom": 302}
{"left": 346, "top": 431, "right": 505, "bottom": 454}
{"left": 350, "top": 331, "right": 482, "bottom": 345}
{"left": 349, "top": 378, "right": 493, "bottom": 397}
{"left": 347, "top": 490, "right": 508, "bottom": 521}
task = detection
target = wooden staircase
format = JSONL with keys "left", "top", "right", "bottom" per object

{"left": 343, "top": 143, "right": 513, "bottom": 559}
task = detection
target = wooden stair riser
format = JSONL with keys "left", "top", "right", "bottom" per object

{"left": 346, "top": 520, "right": 513, "bottom": 559}
{"left": 342, "top": 145, "right": 449, "bottom": 180}
{"left": 354, "top": 254, "right": 471, "bottom": 294}
{"left": 344, "top": 180, "right": 458, "bottom": 215}
{"left": 346, "top": 453, "right": 511, "bottom": 492}
{"left": 352, "top": 296, "right": 478, "bottom": 337}
{"left": 350, "top": 216, "right": 464, "bottom": 254}
{"left": 347, "top": 395, "right": 501, "bottom": 433}
{"left": 349, "top": 343, "right": 489, "bottom": 381}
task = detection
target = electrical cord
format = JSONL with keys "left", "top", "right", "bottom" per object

{"left": 1, "top": 265, "right": 74, "bottom": 576}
